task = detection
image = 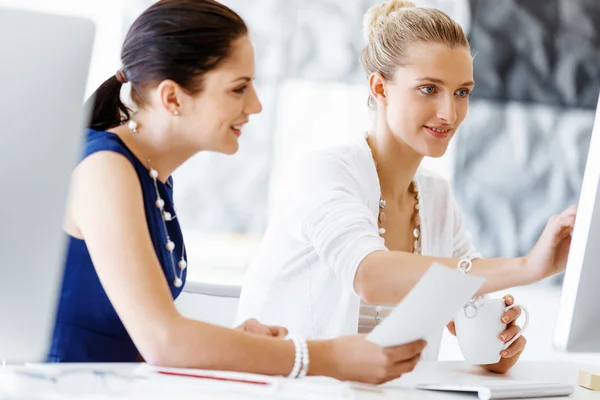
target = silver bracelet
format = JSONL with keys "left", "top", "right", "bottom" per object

{"left": 457, "top": 255, "right": 475, "bottom": 274}
{"left": 457, "top": 255, "right": 485, "bottom": 318}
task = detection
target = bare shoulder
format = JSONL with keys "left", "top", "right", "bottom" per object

{"left": 67, "top": 151, "right": 144, "bottom": 233}
{"left": 72, "top": 150, "right": 139, "bottom": 185}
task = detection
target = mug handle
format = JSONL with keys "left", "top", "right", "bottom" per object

{"left": 502, "top": 304, "right": 529, "bottom": 350}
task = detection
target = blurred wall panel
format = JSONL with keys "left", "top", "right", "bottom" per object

{"left": 455, "top": 0, "right": 600, "bottom": 258}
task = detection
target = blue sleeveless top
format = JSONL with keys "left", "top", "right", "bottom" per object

{"left": 48, "top": 129, "right": 187, "bottom": 363}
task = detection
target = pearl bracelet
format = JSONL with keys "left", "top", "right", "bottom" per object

{"left": 298, "top": 338, "right": 309, "bottom": 378}
{"left": 286, "top": 335, "right": 309, "bottom": 379}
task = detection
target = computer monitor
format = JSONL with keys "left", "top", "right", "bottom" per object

{"left": 0, "top": 7, "right": 94, "bottom": 363}
{"left": 554, "top": 92, "right": 600, "bottom": 353}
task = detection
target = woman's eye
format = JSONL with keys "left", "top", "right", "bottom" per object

{"left": 419, "top": 86, "right": 436, "bottom": 94}
{"left": 455, "top": 89, "right": 470, "bottom": 97}
{"left": 234, "top": 86, "right": 247, "bottom": 94}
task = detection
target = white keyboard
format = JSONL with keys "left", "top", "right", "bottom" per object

{"left": 415, "top": 380, "right": 574, "bottom": 400}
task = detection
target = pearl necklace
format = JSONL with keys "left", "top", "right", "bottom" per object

{"left": 367, "top": 135, "right": 422, "bottom": 327}
{"left": 365, "top": 134, "right": 422, "bottom": 253}
{"left": 377, "top": 181, "right": 422, "bottom": 254}
{"left": 370, "top": 182, "right": 421, "bottom": 326}
{"left": 127, "top": 119, "right": 187, "bottom": 288}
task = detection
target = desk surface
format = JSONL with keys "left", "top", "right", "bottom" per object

{"left": 1, "top": 361, "right": 599, "bottom": 399}
{"left": 389, "top": 361, "right": 599, "bottom": 400}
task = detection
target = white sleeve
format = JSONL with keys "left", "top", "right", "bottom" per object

{"left": 282, "top": 151, "right": 387, "bottom": 295}
{"left": 450, "top": 190, "right": 482, "bottom": 260}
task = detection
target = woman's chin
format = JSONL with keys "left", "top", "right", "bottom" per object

{"left": 220, "top": 141, "right": 240, "bottom": 155}
{"left": 422, "top": 143, "right": 450, "bottom": 158}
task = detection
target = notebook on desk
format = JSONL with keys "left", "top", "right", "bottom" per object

{"left": 134, "top": 364, "right": 353, "bottom": 399}
{"left": 415, "top": 380, "right": 574, "bottom": 400}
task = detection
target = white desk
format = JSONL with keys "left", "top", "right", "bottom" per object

{"left": 1, "top": 361, "right": 599, "bottom": 399}
{"left": 389, "top": 361, "right": 599, "bottom": 400}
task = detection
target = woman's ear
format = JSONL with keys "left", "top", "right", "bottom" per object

{"left": 368, "top": 72, "right": 388, "bottom": 107}
{"left": 156, "top": 79, "right": 183, "bottom": 116}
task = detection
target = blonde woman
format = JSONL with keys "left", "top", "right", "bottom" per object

{"left": 236, "top": 0, "right": 576, "bottom": 374}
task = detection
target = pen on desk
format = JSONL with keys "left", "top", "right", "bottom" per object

{"left": 156, "top": 370, "right": 271, "bottom": 386}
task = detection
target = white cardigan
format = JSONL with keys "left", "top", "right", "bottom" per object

{"left": 235, "top": 138, "right": 481, "bottom": 360}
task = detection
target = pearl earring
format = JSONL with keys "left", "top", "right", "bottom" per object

{"left": 173, "top": 110, "right": 179, "bottom": 116}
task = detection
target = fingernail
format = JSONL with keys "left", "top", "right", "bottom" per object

{"left": 501, "top": 351, "right": 508, "bottom": 357}
{"left": 500, "top": 335, "right": 506, "bottom": 341}
{"left": 502, "top": 316, "right": 509, "bottom": 323}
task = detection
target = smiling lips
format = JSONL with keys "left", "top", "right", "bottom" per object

{"left": 231, "top": 121, "right": 248, "bottom": 137}
{"left": 424, "top": 125, "right": 452, "bottom": 139}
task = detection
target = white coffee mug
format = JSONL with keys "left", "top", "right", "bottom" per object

{"left": 454, "top": 298, "right": 529, "bottom": 365}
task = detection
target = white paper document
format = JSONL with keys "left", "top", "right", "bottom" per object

{"left": 367, "top": 263, "right": 485, "bottom": 347}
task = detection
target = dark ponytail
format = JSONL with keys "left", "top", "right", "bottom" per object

{"left": 87, "top": 0, "right": 248, "bottom": 131}
{"left": 86, "top": 75, "right": 131, "bottom": 131}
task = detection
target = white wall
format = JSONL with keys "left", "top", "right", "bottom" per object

{"left": 0, "top": 0, "right": 124, "bottom": 97}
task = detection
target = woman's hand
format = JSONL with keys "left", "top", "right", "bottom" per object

{"left": 446, "top": 295, "right": 526, "bottom": 374}
{"left": 327, "top": 336, "right": 426, "bottom": 384}
{"left": 525, "top": 205, "right": 577, "bottom": 282}
{"left": 235, "top": 318, "right": 288, "bottom": 338}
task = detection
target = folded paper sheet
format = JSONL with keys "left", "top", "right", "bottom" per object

{"left": 367, "top": 263, "right": 485, "bottom": 347}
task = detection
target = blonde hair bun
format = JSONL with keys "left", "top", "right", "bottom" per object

{"left": 363, "top": 0, "right": 416, "bottom": 42}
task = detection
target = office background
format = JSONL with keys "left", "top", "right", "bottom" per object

{"left": 124, "top": 0, "right": 600, "bottom": 267}
{"left": 2, "top": 0, "right": 598, "bottom": 363}
{"left": 130, "top": 0, "right": 600, "bottom": 363}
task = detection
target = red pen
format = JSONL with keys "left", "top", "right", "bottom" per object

{"left": 156, "top": 370, "right": 272, "bottom": 386}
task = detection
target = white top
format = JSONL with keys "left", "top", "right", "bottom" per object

{"left": 235, "top": 138, "right": 481, "bottom": 360}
